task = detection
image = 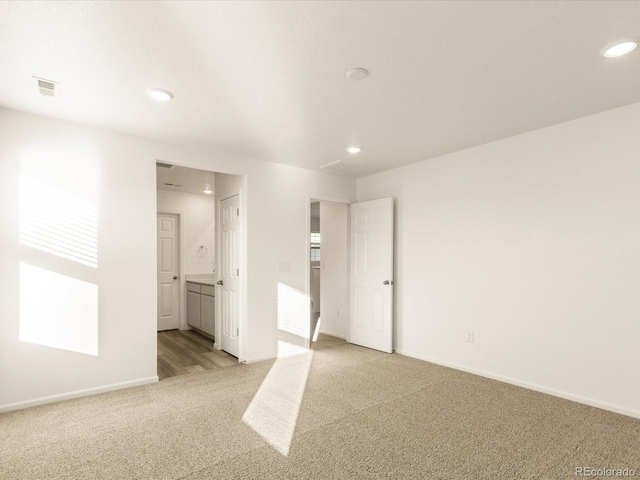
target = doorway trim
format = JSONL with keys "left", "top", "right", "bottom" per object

{"left": 157, "top": 208, "right": 187, "bottom": 330}
{"left": 305, "top": 194, "right": 353, "bottom": 346}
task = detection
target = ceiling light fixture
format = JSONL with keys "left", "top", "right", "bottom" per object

{"left": 346, "top": 68, "right": 369, "bottom": 81}
{"left": 203, "top": 189, "right": 213, "bottom": 195}
{"left": 600, "top": 39, "right": 638, "bottom": 58}
{"left": 346, "top": 146, "right": 361, "bottom": 154}
{"left": 145, "top": 87, "right": 174, "bottom": 102}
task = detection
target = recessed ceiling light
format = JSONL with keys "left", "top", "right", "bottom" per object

{"left": 145, "top": 87, "right": 174, "bottom": 102}
{"left": 600, "top": 39, "right": 638, "bottom": 58}
{"left": 346, "top": 146, "right": 361, "bottom": 154}
{"left": 346, "top": 68, "right": 369, "bottom": 81}
{"left": 203, "top": 189, "right": 213, "bottom": 195}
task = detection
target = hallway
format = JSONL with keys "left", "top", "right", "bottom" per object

{"left": 157, "top": 329, "right": 237, "bottom": 380}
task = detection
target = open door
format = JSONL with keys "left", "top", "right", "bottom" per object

{"left": 219, "top": 194, "right": 240, "bottom": 357}
{"left": 349, "top": 197, "right": 394, "bottom": 353}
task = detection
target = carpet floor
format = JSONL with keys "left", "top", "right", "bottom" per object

{"left": 1, "top": 334, "right": 638, "bottom": 479}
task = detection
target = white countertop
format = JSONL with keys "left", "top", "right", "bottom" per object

{"left": 185, "top": 275, "right": 216, "bottom": 287}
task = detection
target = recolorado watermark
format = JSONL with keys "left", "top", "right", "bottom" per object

{"left": 575, "top": 467, "right": 636, "bottom": 477}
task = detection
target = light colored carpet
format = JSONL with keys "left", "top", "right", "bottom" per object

{"left": 1, "top": 334, "right": 639, "bottom": 479}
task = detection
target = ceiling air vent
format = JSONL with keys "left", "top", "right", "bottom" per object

{"left": 156, "top": 161, "right": 174, "bottom": 169}
{"left": 33, "top": 76, "right": 59, "bottom": 99}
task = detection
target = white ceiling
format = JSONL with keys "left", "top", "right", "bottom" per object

{"left": 157, "top": 164, "right": 216, "bottom": 195}
{"left": 1, "top": 1, "right": 639, "bottom": 177}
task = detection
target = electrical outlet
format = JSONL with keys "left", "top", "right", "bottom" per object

{"left": 466, "top": 330, "right": 474, "bottom": 343}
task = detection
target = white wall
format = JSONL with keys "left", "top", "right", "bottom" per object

{"left": 157, "top": 190, "right": 215, "bottom": 275}
{"left": 0, "top": 109, "right": 158, "bottom": 410}
{"left": 215, "top": 173, "right": 243, "bottom": 202}
{"left": 357, "top": 102, "right": 640, "bottom": 418}
{"left": 0, "top": 107, "right": 356, "bottom": 410}
{"left": 242, "top": 163, "right": 354, "bottom": 361}
{"left": 319, "top": 202, "right": 348, "bottom": 339}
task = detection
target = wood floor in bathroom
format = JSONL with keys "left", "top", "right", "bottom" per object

{"left": 157, "top": 329, "right": 238, "bottom": 380}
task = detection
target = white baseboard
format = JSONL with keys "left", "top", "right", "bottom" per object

{"left": 0, "top": 376, "right": 159, "bottom": 414}
{"left": 395, "top": 349, "right": 640, "bottom": 420}
{"left": 318, "top": 329, "right": 347, "bottom": 340}
{"left": 242, "top": 355, "right": 276, "bottom": 364}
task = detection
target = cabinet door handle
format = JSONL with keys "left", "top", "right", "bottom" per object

{"left": 217, "top": 280, "right": 223, "bottom": 285}
{"left": 173, "top": 276, "right": 178, "bottom": 280}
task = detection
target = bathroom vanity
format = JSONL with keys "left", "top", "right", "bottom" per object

{"left": 186, "top": 278, "right": 215, "bottom": 339}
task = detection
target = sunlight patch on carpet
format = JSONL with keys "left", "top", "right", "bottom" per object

{"left": 242, "top": 342, "right": 313, "bottom": 456}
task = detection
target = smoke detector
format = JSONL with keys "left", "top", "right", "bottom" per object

{"left": 33, "top": 77, "right": 60, "bottom": 99}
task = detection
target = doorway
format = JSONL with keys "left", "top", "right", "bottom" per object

{"left": 308, "top": 200, "right": 349, "bottom": 343}
{"left": 155, "top": 163, "right": 245, "bottom": 379}
{"left": 307, "top": 197, "right": 395, "bottom": 354}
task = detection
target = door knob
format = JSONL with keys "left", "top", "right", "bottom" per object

{"left": 173, "top": 276, "right": 178, "bottom": 280}
{"left": 383, "top": 280, "right": 393, "bottom": 285}
{"left": 217, "top": 280, "right": 223, "bottom": 285}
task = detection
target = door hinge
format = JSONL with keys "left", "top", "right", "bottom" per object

{"left": 236, "top": 328, "right": 239, "bottom": 336}
{"left": 236, "top": 208, "right": 239, "bottom": 216}
{"left": 237, "top": 268, "right": 239, "bottom": 276}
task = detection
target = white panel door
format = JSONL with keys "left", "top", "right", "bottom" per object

{"left": 220, "top": 195, "right": 240, "bottom": 357}
{"left": 349, "top": 198, "right": 394, "bottom": 353}
{"left": 157, "top": 213, "right": 180, "bottom": 331}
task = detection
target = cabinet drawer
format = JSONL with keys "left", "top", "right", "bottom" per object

{"left": 201, "top": 285, "right": 215, "bottom": 297}
{"left": 187, "top": 282, "right": 201, "bottom": 293}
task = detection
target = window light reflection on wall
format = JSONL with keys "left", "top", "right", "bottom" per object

{"left": 20, "top": 263, "right": 99, "bottom": 356}
{"left": 277, "top": 283, "right": 311, "bottom": 339}
{"left": 19, "top": 175, "right": 98, "bottom": 268}
{"left": 18, "top": 174, "right": 99, "bottom": 355}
